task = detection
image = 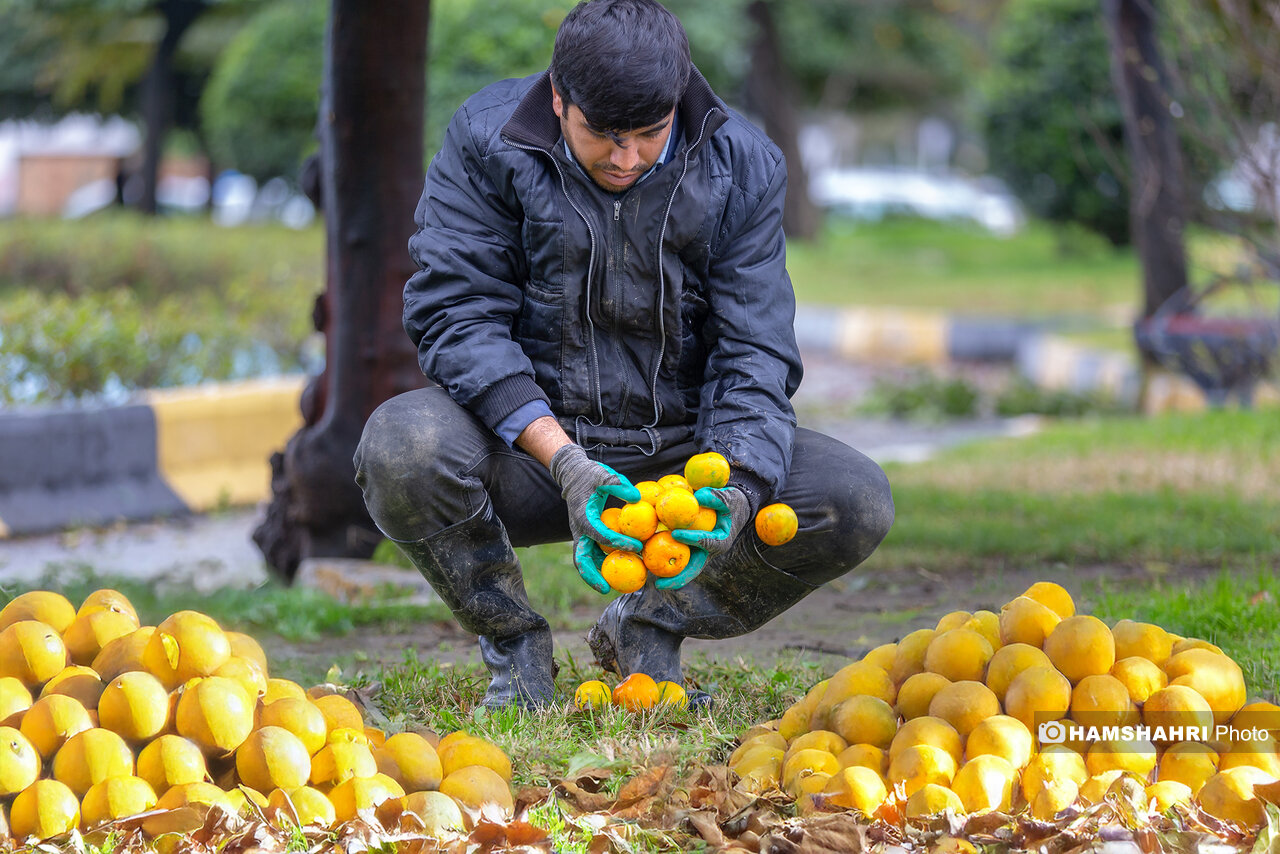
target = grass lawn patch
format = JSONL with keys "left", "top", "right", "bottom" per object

{"left": 786, "top": 217, "right": 1239, "bottom": 319}
{"left": 1091, "top": 569, "right": 1280, "bottom": 702}
{"left": 871, "top": 408, "right": 1280, "bottom": 571}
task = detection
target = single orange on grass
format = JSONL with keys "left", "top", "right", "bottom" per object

{"left": 601, "top": 552, "right": 647, "bottom": 593}
{"left": 642, "top": 532, "right": 691, "bottom": 578}
{"left": 655, "top": 489, "right": 701, "bottom": 530}
{"left": 611, "top": 673, "right": 659, "bottom": 711}
{"left": 616, "top": 501, "right": 658, "bottom": 540}
{"left": 684, "top": 452, "right": 730, "bottom": 490}
{"left": 755, "top": 503, "right": 798, "bottom": 546}
{"left": 574, "top": 681, "right": 612, "bottom": 710}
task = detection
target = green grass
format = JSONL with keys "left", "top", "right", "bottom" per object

{"left": 787, "top": 218, "right": 1138, "bottom": 315}
{"left": 1091, "top": 569, "right": 1280, "bottom": 701}
{"left": 786, "top": 217, "right": 1243, "bottom": 319}
{"left": 0, "top": 570, "right": 452, "bottom": 643}
{"left": 870, "top": 408, "right": 1280, "bottom": 571}
{"left": 365, "top": 647, "right": 825, "bottom": 789}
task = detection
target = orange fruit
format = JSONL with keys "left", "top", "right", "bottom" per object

{"left": 0, "top": 725, "right": 40, "bottom": 796}
{"left": 136, "top": 734, "right": 207, "bottom": 795}
{"left": 77, "top": 589, "right": 139, "bottom": 623}
{"left": 998, "top": 596, "right": 1061, "bottom": 648}
{"left": 0, "top": 621, "right": 68, "bottom": 687}
{"left": 657, "top": 474, "right": 692, "bottom": 493}
{"left": 600, "top": 507, "right": 623, "bottom": 532}
{"left": 377, "top": 731, "right": 443, "bottom": 792}
{"left": 9, "top": 778, "right": 81, "bottom": 840}
{"left": 0, "top": 676, "right": 32, "bottom": 726}
{"left": 20, "top": 694, "right": 92, "bottom": 760}
{"left": 51, "top": 727, "right": 136, "bottom": 797}
{"left": 142, "top": 611, "right": 232, "bottom": 688}
{"left": 574, "top": 680, "right": 612, "bottom": 710}
{"left": 616, "top": 501, "right": 659, "bottom": 540}
{"left": 642, "top": 532, "right": 691, "bottom": 578}
{"left": 61, "top": 609, "right": 138, "bottom": 666}
{"left": 259, "top": 697, "right": 328, "bottom": 756}
{"left": 754, "top": 503, "right": 798, "bottom": 546}
{"left": 611, "top": 673, "right": 660, "bottom": 711}
{"left": 655, "top": 681, "right": 688, "bottom": 708}
{"left": 689, "top": 506, "right": 718, "bottom": 531}
{"left": 1042, "top": 616, "right": 1115, "bottom": 684}
{"left": 235, "top": 726, "right": 313, "bottom": 793}
{"left": 601, "top": 551, "right": 648, "bottom": 594}
{"left": 98, "top": 671, "right": 171, "bottom": 742}
{"left": 80, "top": 775, "right": 157, "bottom": 828}
{"left": 684, "top": 452, "right": 730, "bottom": 490}
{"left": 634, "top": 481, "right": 662, "bottom": 506}
{"left": 39, "top": 665, "right": 104, "bottom": 709}
{"left": 655, "top": 488, "right": 700, "bottom": 530}
{"left": 0, "top": 592, "right": 76, "bottom": 634}
{"left": 1020, "top": 582, "right": 1075, "bottom": 619}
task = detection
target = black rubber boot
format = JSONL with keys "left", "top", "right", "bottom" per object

{"left": 391, "top": 504, "right": 555, "bottom": 709}
{"left": 587, "top": 543, "right": 820, "bottom": 711}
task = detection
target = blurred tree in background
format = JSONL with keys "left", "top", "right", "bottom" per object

{"left": 981, "top": 0, "right": 1131, "bottom": 246}
{"left": 3, "top": 0, "right": 266, "bottom": 213}
{"left": 201, "top": 0, "right": 325, "bottom": 182}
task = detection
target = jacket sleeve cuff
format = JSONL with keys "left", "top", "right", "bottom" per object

{"left": 471, "top": 374, "right": 552, "bottom": 432}
{"left": 727, "top": 467, "right": 771, "bottom": 518}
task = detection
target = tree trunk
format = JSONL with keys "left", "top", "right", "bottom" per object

{"left": 745, "top": 0, "right": 822, "bottom": 241}
{"left": 253, "top": 0, "right": 428, "bottom": 581}
{"left": 1103, "top": 0, "right": 1190, "bottom": 320}
{"left": 138, "top": 0, "right": 205, "bottom": 215}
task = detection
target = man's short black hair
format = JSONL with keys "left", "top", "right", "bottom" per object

{"left": 550, "top": 0, "right": 692, "bottom": 132}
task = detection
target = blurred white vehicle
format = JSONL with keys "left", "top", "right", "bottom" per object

{"left": 810, "top": 166, "right": 1025, "bottom": 236}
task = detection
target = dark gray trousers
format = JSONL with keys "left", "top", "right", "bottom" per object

{"left": 354, "top": 386, "right": 894, "bottom": 647}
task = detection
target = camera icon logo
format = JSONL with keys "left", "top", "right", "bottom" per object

{"left": 1038, "top": 720, "right": 1067, "bottom": 744}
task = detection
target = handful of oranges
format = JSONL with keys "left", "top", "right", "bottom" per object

{"left": 593, "top": 452, "right": 798, "bottom": 594}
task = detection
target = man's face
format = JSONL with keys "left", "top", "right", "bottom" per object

{"left": 552, "top": 87, "right": 676, "bottom": 193}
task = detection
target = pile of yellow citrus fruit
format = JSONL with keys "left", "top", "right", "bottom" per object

{"left": 729, "top": 582, "right": 1280, "bottom": 829}
{"left": 598, "top": 451, "right": 799, "bottom": 593}
{"left": 573, "top": 673, "right": 688, "bottom": 712}
{"left": 0, "top": 589, "right": 515, "bottom": 842}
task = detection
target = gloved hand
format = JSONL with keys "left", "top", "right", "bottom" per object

{"left": 549, "top": 444, "right": 642, "bottom": 594}
{"left": 664, "top": 486, "right": 751, "bottom": 590}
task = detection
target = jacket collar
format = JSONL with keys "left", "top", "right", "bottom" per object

{"left": 502, "top": 67, "right": 729, "bottom": 156}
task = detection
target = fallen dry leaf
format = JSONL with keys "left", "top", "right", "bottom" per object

{"left": 758, "top": 813, "right": 870, "bottom": 854}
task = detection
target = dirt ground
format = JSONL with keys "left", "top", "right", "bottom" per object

{"left": 264, "top": 557, "right": 1217, "bottom": 688}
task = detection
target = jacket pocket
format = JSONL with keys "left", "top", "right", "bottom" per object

{"left": 520, "top": 217, "right": 565, "bottom": 293}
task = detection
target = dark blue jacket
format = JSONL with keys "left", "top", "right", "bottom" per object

{"left": 405, "top": 69, "right": 802, "bottom": 503}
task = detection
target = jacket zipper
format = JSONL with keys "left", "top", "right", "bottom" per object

{"left": 645, "top": 109, "right": 719, "bottom": 430}
{"left": 502, "top": 136, "right": 606, "bottom": 427}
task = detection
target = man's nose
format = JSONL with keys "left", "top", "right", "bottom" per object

{"left": 609, "top": 142, "right": 640, "bottom": 172}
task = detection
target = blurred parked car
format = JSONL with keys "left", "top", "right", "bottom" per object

{"left": 810, "top": 166, "right": 1025, "bottom": 236}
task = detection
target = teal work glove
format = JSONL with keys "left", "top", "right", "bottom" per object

{"left": 549, "top": 444, "right": 642, "bottom": 594}
{"left": 663, "top": 486, "right": 751, "bottom": 590}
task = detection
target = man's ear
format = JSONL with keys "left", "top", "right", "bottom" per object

{"left": 551, "top": 82, "right": 565, "bottom": 119}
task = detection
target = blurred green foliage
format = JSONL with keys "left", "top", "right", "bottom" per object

{"left": 201, "top": 0, "right": 326, "bottom": 181}
{"left": 858, "top": 372, "right": 981, "bottom": 421}
{"left": 981, "top": 0, "right": 1130, "bottom": 246}
{"left": 0, "top": 214, "right": 321, "bottom": 405}
{"left": 423, "top": 0, "right": 563, "bottom": 155}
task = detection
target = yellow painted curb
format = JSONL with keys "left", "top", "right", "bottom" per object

{"left": 834, "top": 308, "right": 949, "bottom": 364}
{"left": 146, "top": 376, "right": 306, "bottom": 511}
